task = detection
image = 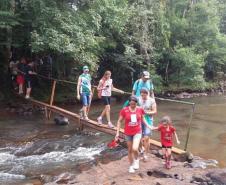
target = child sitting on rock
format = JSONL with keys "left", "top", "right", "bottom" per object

{"left": 152, "top": 116, "right": 180, "bottom": 169}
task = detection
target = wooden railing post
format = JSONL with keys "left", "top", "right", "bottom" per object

{"left": 48, "top": 80, "right": 57, "bottom": 119}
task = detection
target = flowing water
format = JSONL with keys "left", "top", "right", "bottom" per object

{"left": 0, "top": 95, "right": 226, "bottom": 184}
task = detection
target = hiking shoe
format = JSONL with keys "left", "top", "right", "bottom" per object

{"left": 108, "top": 122, "right": 114, "bottom": 128}
{"left": 129, "top": 166, "right": 135, "bottom": 173}
{"left": 97, "top": 117, "right": 102, "bottom": 124}
{"left": 132, "top": 159, "right": 139, "bottom": 170}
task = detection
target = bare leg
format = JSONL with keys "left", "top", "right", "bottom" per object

{"left": 143, "top": 136, "right": 150, "bottom": 156}
{"left": 127, "top": 141, "right": 133, "bottom": 165}
{"left": 25, "top": 87, "right": 31, "bottom": 98}
{"left": 132, "top": 136, "right": 141, "bottom": 160}
{"left": 100, "top": 106, "right": 107, "bottom": 118}
{"left": 105, "top": 105, "right": 111, "bottom": 122}
{"left": 19, "top": 84, "right": 23, "bottom": 94}
{"left": 83, "top": 106, "right": 88, "bottom": 118}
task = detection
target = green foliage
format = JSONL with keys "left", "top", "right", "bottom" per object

{"left": 1, "top": 0, "right": 226, "bottom": 94}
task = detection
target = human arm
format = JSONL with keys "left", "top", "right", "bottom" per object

{"left": 97, "top": 80, "right": 103, "bottom": 91}
{"left": 132, "top": 80, "right": 138, "bottom": 96}
{"left": 28, "top": 70, "right": 37, "bottom": 75}
{"left": 112, "top": 84, "right": 124, "bottom": 94}
{"left": 145, "top": 102, "right": 157, "bottom": 115}
{"left": 77, "top": 77, "right": 81, "bottom": 100}
{"left": 115, "top": 115, "right": 123, "bottom": 140}
{"left": 174, "top": 131, "right": 180, "bottom": 144}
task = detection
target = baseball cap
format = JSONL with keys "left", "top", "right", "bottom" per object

{"left": 142, "top": 71, "right": 150, "bottom": 79}
{"left": 83, "top": 66, "right": 89, "bottom": 71}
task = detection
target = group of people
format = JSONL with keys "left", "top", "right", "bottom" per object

{"left": 9, "top": 57, "right": 37, "bottom": 99}
{"left": 76, "top": 66, "right": 180, "bottom": 173}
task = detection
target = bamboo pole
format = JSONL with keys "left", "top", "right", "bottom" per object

{"left": 184, "top": 104, "right": 195, "bottom": 151}
{"left": 48, "top": 80, "right": 57, "bottom": 119}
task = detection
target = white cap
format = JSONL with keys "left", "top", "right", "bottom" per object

{"left": 142, "top": 71, "right": 150, "bottom": 79}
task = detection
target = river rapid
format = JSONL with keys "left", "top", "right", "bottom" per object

{"left": 0, "top": 95, "right": 225, "bottom": 184}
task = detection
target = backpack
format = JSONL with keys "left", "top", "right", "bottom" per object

{"left": 97, "top": 78, "right": 106, "bottom": 99}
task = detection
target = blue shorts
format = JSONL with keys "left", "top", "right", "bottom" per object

{"left": 81, "top": 93, "right": 90, "bottom": 106}
{"left": 142, "top": 124, "right": 152, "bottom": 137}
{"left": 142, "top": 115, "right": 153, "bottom": 137}
{"left": 102, "top": 96, "right": 111, "bottom": 105}
{"left": 125, "top": 133, "right": 142, "bottom": 142}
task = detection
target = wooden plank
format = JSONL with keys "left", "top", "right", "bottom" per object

{"left": 149, "top": 139, "right": 185, "bottom": 155}
{"left": 48, "top": 80, "right": 57, "bottom": 119}
{"left": 29, "top": 98, "right": 185, "bottom": 155}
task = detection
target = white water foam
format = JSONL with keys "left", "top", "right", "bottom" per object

{"left": 0, "top": 144, "right": 105, "bottom": 176}
{"left": 0, "top": 172, "right": 25, "bottom": 180}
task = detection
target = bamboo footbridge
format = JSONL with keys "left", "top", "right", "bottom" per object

{"left": 29, "top": 98, "right": 186, "bottom": 155}
{"left": 24, "top": 74, "right": 196, "bottom": 156}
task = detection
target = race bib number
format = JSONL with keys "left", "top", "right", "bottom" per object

{"left": 130, "top": 114, "right": 137, "bottom": 124}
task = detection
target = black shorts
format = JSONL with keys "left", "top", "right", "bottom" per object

{"left": 26, "top": 80, "right": 32, "bottom": 88}
{"left": 162, "top": 145, "right": 172, "bottom": 149}
{"left": 102, "top": 96, "right": 111, "bottom": 105}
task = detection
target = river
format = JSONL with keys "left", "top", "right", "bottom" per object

{"left": 0, "top": 95, "right": 225, "bottom": 184}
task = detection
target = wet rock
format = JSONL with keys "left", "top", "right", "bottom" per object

{"left": 206, "top": 169, "right": 226, "bottom": 185}
{"left": 40, "top": 174, "right": 54, "bottom": 183}
{"left": 54, "top": 115, "right": 69, "bottom": 125}
{"left": 192, "top": 175, "right": 210, "bottom": 183}
{"left": 54, "top": 172, "right": 76, "bottom": 184}
{"left": 147, "top": 169, "right": 173, "bottom": 178}
{"left": 184, "top": 156, "right": 218, "bottom": 169}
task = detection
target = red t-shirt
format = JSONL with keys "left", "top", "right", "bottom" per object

{"left": 120, "top": 106, "right": 145, "bottom": 136}
{"left": 158, "top": 124, "right": 176, "bottom": 147}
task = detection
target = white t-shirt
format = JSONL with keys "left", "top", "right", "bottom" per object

{"left": 138, "top": 96, "right": 155, "bottom": 112}
{"left": 100, "top": 78, "right": 113, "bottom": 96}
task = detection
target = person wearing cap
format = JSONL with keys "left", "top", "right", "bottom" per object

{"left": 115, "top": 95, "right": 152, "bottom": 173}
{"left": 132, "top": 71, "right": 154, "bottom": 98}
{"left": 77, "top": 66, "right": 92, "bottom": 120}
{"left": 138, "top": 87, "right": 157, "bottom": 161}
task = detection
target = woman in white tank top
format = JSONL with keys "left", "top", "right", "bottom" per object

{"left": 97, "top": 71, "right": 124, "bottom": 128}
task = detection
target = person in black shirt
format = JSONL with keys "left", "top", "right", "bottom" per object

{"left": 25, "top": 61, "right": 37, "bottom": 99}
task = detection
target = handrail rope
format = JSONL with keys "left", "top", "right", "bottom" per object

{"left": 35, "top": 72, "right": 195, "bottom": 105}
{"left": 122, "top": 91, "right": 195, "bottom": 105}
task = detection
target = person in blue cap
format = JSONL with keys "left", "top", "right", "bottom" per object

{"left": 77, "top": 66, "right": 92, "bottom": 120}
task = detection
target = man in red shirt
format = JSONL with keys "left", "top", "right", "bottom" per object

{"left": 152, "top": 116, "right": 180, "bottom": 169}
{"left": 115, "top": 96, "right": 152, "bottom": 173}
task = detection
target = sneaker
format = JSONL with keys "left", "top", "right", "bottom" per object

{"left": 84, "top": 116, "right": 89, "bottom": 121}
{"left": 97, "top": 117, "right": 102, "bottom": 124}
{"left": 132, "top": 159, "right": 139, "bottom": 170}
{"left": 25, "top": 95, "right": 30, "bottom": 99}
{"left": 108, "top": 122, "right": 114, "bottom": 128}
{"left": 128, "top": 166, "right": 135, "bottom": 173}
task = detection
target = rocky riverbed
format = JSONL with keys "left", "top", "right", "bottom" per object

{"left": 28, "top": 150, "right": 224, "bottom": 185}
